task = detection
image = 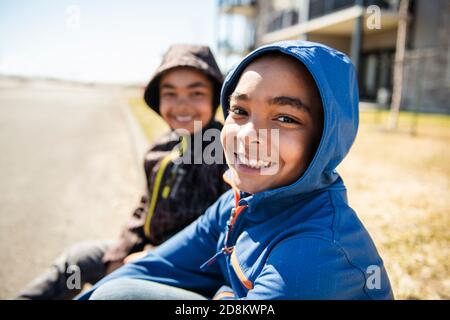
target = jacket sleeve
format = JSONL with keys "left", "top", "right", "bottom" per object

{"left": 242, "top": 237, "right": 388, "bottom": 300}
{"left": 77, "top": 190, "right": 234, "bottom": 300}
{"left": 102, "top": 141, "right": 173, "bottom": 264}
{"left": 212, "top": 285, "right": 236, "bottom": 300}
{"left": 101, "top": 196, "right": 148, "bottom": 264}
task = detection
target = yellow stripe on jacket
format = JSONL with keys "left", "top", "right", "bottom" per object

{"left": 143, "top": 136, "right": 188, "bottom": 239}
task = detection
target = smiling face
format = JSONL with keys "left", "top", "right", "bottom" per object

{"left": 159, "top": 67, "right": 213, "bottom": 134}
{"left": 221, "top": 53, "right": 323, "bottom": 194}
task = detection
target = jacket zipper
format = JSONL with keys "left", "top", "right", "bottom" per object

{"left": 200, "top": 204, "right": 247, "bottom": 270}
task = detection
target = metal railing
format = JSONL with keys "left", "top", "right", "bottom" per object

{"left": 266, "top": 9, "right": 299, "bottom": 33}
{"left": 309, "top": 0, "right": 393, "bottom": 20}
{"left": 218, "top": 0, "right": 256, "bottom": 9}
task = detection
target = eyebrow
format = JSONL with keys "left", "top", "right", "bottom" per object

{"left": 268, "top": 96, "right": 311, "bottom": 114}
{"left": 160, "top": 82, "right": 208, "bottom": 90}
{"left": 229, "top": 92, "right": 311, "bottom": 114}
{"left": 229, "top": 92, "right": 250, "bottom": 101}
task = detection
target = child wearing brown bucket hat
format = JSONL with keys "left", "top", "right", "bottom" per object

{"left": 17, "top": 44, "right": 229, "bottom": 300}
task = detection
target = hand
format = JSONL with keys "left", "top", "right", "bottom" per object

{"left": 105, "top": 260, "right": 124, "bottom": 275}
{"left": 123, "top": 250, "right": 150, "bottom": 264}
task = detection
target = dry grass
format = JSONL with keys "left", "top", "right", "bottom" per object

{"left": 338, "top": 110, "right": 450, "bottom": 300}
{"left": 127, "top": 96, "right": 170, "bottom": 141}
{"left": 128, "top": 96, "right": 450, "bottom": 300}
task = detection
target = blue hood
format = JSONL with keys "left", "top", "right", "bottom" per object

{"left": 221, "top": 41, "right": 359, "bottom": 202}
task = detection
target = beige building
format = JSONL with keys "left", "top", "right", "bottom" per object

{"left": 217, "top": 0, "right": 450, "bottom": 113}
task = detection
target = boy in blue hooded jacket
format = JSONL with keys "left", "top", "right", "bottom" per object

{"left": 77, "top": 41, "right": 393, "bottom": 300}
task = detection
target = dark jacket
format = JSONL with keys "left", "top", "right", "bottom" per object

{"left": 102, "top": 120, "right": 229, "bottom": 264}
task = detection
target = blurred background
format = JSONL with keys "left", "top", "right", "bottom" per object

{"left": 0, "top": 0, "right": 449, "bottom": 299}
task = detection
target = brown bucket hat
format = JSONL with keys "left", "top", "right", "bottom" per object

{"left": 144, "top": 44, "right": 224, "bottom": 114}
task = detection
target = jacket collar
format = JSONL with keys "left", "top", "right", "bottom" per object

{"left": 222, "top": 169, "right": 346, "bottom": 223}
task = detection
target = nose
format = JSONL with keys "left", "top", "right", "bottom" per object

{"left": 235, "top": 118, "right": 272, "bottom": 158}
{"left": 237, "top": 121, "right": 259, "bottom": 145}
{"left": 173, "top": 95, "right": 191, "bottom": 109}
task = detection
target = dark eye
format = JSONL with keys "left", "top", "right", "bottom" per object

{"left": 275, "top": 115, "right": 300, "bottom": 124}
{"left": 161, "top": 92, "right": 176, "bottom": 98}
{"left": 192, "top": 91, "right": 205, "bottom": 97}
{"left": 229, "top": 106, "right": 248, "bottom": 116}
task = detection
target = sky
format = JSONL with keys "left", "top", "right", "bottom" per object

{"left": 0, "top": 0, "right": 221, "bottom": 84}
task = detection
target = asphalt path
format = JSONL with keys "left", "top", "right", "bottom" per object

{"left": 0, "top": 80, "right": 149, "bottom": 298}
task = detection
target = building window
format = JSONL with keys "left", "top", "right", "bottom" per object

{"left": 359, "top": 49, "right": 395, "bottom": 103}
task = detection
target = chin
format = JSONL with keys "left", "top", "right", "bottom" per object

{"left": 234, "top": 178, "right": 267, "bottom": 195}
{"left": 172, "top": 123, "right": 196, "bottom": 134}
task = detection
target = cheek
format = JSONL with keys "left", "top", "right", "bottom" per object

{"left": 221, "top": 120, "right": 239, "bottom": 156}
{"left": 196, "top": 103, "right": 213, "bottom": 121}
{"left": 159, "top": 102, "right": 171, "bottom": 122}
{"left": 278, "top": 132, "right": 308, "bottom": 171}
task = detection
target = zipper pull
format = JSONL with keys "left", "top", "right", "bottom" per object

{"left": 227, "top": 208, "right": 236, "bottom": 229}
{"left": 200, "top": 246, "right": 234, "bottom": 271}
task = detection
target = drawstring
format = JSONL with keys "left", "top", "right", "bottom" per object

{"left": 200, "top": 204, "right": 247, "bottom": 271}
{"left": 200, "top": 245, "right": 234, "bottom": 270}
{"left": 201, "top": 173, "right": 249, "bottom": 271}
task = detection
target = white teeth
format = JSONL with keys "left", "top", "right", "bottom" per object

{"left": 236, "top": 153, "right": 272, "bottom": 169}
{"left": 175, "top": 115, "right": 193, "bottom": 122}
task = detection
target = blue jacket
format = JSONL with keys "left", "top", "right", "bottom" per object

{"left": 78, "top": 41, "right": 393, "bottom": 300}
